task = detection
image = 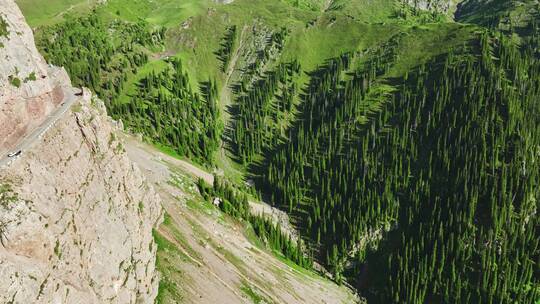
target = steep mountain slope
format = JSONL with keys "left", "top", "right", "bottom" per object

{"left": 402, "top": 0, "right": 459, "bottom": 14}
{"left": 0, "top": 0, "right": 70, "bottom": 156}
{"left": 255, "top": 3, "right": 539, "bottom": 302}
{"left": 11, "top": 0, "right": 540, "bottom": 303}
{"left": 362, "top": 35, "right": 539, "bottom": 303}
{"left": 0, "top": 1, "right": 162, "bottom": 303}
{"left": 3, "top": 1, "right": 362, "bottom": 303}
{"left": 124, "top": 136, "right": 359, "bottom": 303}
{"left": 456, "top": 0, "right": 540, "bottom": 40}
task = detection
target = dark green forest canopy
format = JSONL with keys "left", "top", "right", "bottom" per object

{"left": 25, "top": 0, "right": 540, "bottom": 302}
{"left": 37, "top": 11, "right": 221, "bottom": 164}
{"left": 37, "top": 12, "right": 164, "bottom": 100}
{"left": 109, "top": 59, "right": 221, "bottom": 163}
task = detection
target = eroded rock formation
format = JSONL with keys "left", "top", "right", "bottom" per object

{"left": 0, "top": 1, "right": 162, "bottom": 303}
{"left": 0, "top": 0, "right": 70, "bottom": 155}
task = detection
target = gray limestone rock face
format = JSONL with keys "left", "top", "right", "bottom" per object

{"left": 0, "top": 1, "right": 163, "bottom": 303}
{"left": 0, "top": 91, "right": 163, "bottom": 304}
{"left": 0, "top": 0, "right": 73, "bottom": 156}
{"left": 402, "top": 0, "right": 462, "bottom": 14}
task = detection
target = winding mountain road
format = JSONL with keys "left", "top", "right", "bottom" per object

{"left": 0, "top": 86, "right": 79, "bottom": 169}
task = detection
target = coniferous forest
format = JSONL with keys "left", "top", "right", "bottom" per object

{"left": 217, "top": 25, "right": 237, "bottom": 72}
{"left": 231, "top": 60, "right": 301, "bottom": 163}
{"left": 25, "top": 0, "right": 540, "bottom": 302}
{"left": 263, "top": 33, "right": 540, "bottom": 302}
{"left": 109, "top": 59, "right": 221, "bottom": 163}
{"left": 38, "top": 12, "right": 165, "bottom": 102}
{"left": 37, "top": 12, "right": 221, "bottom": 164}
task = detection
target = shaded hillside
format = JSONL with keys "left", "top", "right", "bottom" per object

{"left": 456, "top": 0, "right": 539, "bottom": 28}
{"left": 363, "top": 33, "right": 539, "bottom": 303}
{"left": 123, "top": 135, "right": 359, "bottom": 304}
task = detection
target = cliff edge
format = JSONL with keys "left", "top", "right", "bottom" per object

{"left": 0, "top": 1, "right": 163, "bottom": 303}
{"left": 0, "top": 0, "right": 70, "bottom": 155}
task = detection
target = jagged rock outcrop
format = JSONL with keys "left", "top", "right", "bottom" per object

{"left": 0, "top": 1, "right": 163, "bottom": 303}
{"left": 403, "top": 0, "right": 461, "bottom": 14}
{"left": 0, "top": 0, "right": 70, "bottom": 156}
{"left": 0, "top": 93, "right": 163, "bottom": 303}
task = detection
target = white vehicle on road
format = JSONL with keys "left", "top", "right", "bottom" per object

{"left": 0, "top": 85, "right": 76, "bottom": 168}
{"left": 7, "top": 150, "right": 22, "bottom": 158}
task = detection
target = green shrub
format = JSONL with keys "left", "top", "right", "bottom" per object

{"left": 8, "top": 75, "right": 21, "bottom": 88}
{"left": 0, "top": 16, "right": 8, "bottom": 38}
{"left": 24, "top": 72, "right": 36, "bottom": 82}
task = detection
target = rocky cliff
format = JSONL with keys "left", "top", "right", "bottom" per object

{"left": 0, "top": 1, "right": 163, "bottom": 303}
{"left": 403, "top": 0, "right": 461, "bottom": 14}
{"left": 0, "top": 0, "right": 70, "bottom": 156}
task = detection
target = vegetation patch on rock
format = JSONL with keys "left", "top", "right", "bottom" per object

{"left": 0, "top": 15, "right": 8, "bottom": 38}
{"left": 8, "top": 75, "right": 21, "bottom": 88}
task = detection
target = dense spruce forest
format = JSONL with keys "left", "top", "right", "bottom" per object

{"left": 109, "top": 59, "right": 221, "bottom": 163}
{"left": 26, "top": 0, "right": 539, "bottom": 302}
{"left": 263, "top": 33, "right": 539, "bottom": 303}
{"left": 231, "top": 60, "right": 301, "bottom": 163}
{"left": 262, "top": 35, "right": 538, "bottom": 304}
{"left": 37, "top": 12, "right": 221, "bottom": 163}
{"left": 38, "top": 12, "right": 165, "bottom": 102}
